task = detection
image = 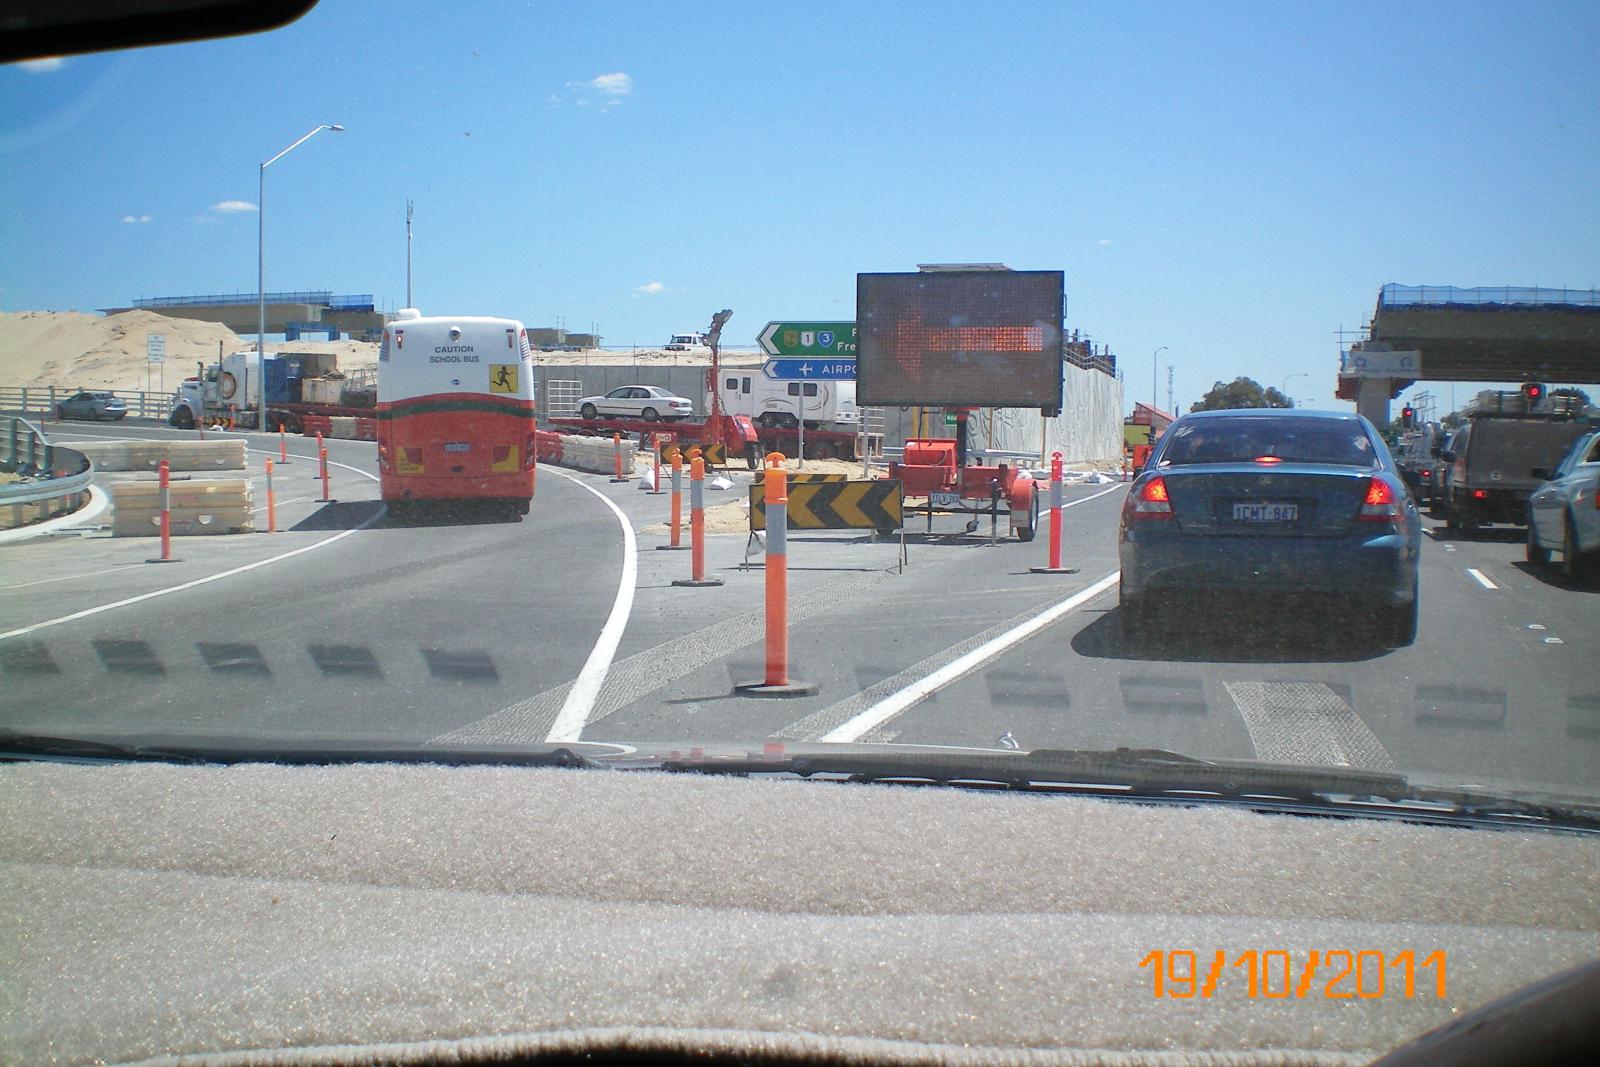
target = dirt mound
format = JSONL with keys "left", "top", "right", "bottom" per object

{"left": 0, "top": 310, "right": 379, "bottom": 393}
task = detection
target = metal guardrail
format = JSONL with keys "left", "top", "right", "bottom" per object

{"left": 0, "top": 385, "right": 177, "bottom": 421}
{"left": 1, "top": 415, "right": 94, "bottom": 529}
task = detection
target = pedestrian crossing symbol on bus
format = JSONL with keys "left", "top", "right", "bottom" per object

{"left": 489, "top": 364, "right": 519, "bottom": 394}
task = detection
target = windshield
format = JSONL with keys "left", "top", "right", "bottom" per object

{"left": 4, "top": 2, "right": 1600, "bottom": 1060}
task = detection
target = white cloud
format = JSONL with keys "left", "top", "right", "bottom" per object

{"left": 211, "top": 200, "right": 258, "bottom": 214}
{"left": 558, "top": 71, "right": 634, "bottom": 108}
{"left": 591, "top": 72, "right": 633, "bottom": 96}
{"left": 121, "top": 214, "right": 153, "bottom": 224}
{"left": 633, "top": 281, "right": 666, "bottom": 295}
{"left": 17, "top": 57, "right": 65, "bottom": 74}
{"left": 1097, "top": 238, "right": 1112, "bottom": 246}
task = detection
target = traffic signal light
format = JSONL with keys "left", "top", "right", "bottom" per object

{"left": 1522, "top": 382, "right": 1546, "bottom": 402}
{"left": 1400, "top": 405, "right": 1415, "bottom": 429}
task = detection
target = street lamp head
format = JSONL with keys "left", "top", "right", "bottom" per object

{"left": 327, "top": 124, "right": 345, "bottom": 132}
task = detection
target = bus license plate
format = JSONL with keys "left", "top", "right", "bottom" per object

{"left": 1233, "top": 501, "right": 1297, "bottom": 523}
{"left": 931, "top": 492, "right": 961, "bottom": 507}
{"left": 443, "top": 442, "right": 471, "bottom": 453}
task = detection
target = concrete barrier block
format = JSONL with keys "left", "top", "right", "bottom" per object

{"left": 110, "top": 479, "right": 254, "bottom": 536}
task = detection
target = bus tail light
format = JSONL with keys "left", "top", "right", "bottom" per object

{"left": 524, "top": 433, "right": 537, "bottom": 469}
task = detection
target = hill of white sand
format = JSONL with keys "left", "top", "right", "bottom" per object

{"left": 0, "top": 310, "right": 380, "bottom": 394}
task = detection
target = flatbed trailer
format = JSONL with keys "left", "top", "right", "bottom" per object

{"left": 547, "top": 413, "right": 764, "bottom": 468}
{"left": 547, "top": 414, "right": 862, "bottom": 464}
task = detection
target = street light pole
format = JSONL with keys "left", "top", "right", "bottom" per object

{"left": 1152, "top": 346, "right": 1168, "bottom": 417}
{"left": 257, "top": 123, "right": 344, "bottom": 435}
{"left": 1281, "top": 372, "right": 1308, "bottom": 408}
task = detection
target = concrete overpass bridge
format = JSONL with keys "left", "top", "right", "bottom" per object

{"left": 1338, "top": 284, "right": 1600, "bottom": 423}
{"left": 100, "top": 291, "right": 388, "bottom": 341}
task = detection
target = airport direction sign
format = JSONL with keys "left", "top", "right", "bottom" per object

{"left": 758, "top": 321, "right": 857, "bottom": 358}
{"left": 761, "top": 358, "right": 857, "bottom": 381}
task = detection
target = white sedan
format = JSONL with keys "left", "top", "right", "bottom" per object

{"left": 577, "top": 385, "right": 694, "bottom": 422}
{"left": 1527, "top": 429, "right": 1600, "bottom": 582}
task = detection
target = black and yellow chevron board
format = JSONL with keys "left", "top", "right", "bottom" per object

{"left": 662, "top": 441, "right": 727, "bottom": 466}
{"left": 749, "top": 479, "right": 903, "bottom": 532}
{"left": 752, "top": 470, "right": 849, "bottom": 485}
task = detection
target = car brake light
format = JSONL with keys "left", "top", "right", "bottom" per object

{"left": 1420, "top": 469, "right": 1431, "bottom": 479}
{"left": 1129, "top": 475, "right": 1173, "bottom": 520}
{"left": 1358, "top": 478, "right": 1403, "bottom": 523}
{"left": 1471, "top": 489, "right": 1488, "bottom": 499}
{"left": 1253, "top": 455, "right": 1282, "bottom": 465}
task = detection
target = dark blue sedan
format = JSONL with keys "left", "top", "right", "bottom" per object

{"left": 1118, "top": 409, "right": 1422, "bottom": 646}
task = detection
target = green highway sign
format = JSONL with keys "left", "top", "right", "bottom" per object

{"left": 758, "top": 321, "right": 856, "bottom": 358}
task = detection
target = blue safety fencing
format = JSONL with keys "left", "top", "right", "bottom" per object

{"left": 1380, "top": 284, "right": 1600, "bottom": 309}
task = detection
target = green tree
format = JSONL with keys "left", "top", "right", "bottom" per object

{"left": 1189, "top": 377, "right": 1293, "bottom": 412}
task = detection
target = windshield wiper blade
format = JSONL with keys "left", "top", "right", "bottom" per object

{"left": 648, "top": 746, "right": 1600, "bottom": 832}
{"left": 0, "top": 731, "right": 601, "bottom": 769}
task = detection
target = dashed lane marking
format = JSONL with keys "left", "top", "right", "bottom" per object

{"left": 1466, "top": 568, "right": 1498, "bottom": 590}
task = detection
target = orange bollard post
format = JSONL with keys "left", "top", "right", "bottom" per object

{"left": 150, "top": 458, "right": 174, "bottom": 563}
{"left": 647, "top": 434, "right": 667, "bottom": 494}
{"left": 658, "top": 451, "right": 687, "bottom": 550}
{"left": 317, "top": 432, "right": 331, "bottom": 502}
{"left": 673, "top": 454, "right": 724, "bottom": 588}
{"left": 279, "top": 426, "right": 290, "bottom": 465}
{"left": 227, "top": 405, "right": 235, "bottom": 431}
{"left": 265, "top": 457, "right": 277, "bottom": 533}
{"left": 736, "top": 453, "right": 816, "bottom": 697}
{"left": 1030, "top": 451, "right": 1078, "bottom": 575}
{"left": 609, "top": 432, "right": 630, "bottom": 482}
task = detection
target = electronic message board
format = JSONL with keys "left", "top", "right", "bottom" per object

{"left": 856, "top": 270, "right": 1064, "bottom": 412}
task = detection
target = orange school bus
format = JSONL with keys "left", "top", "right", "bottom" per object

{"left": 376, "top": 310, "right": 537, "bottom": 516}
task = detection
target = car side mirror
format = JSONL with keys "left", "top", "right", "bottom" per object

{"left": 1530, "top": 467, "right": 1552, "bottom": 481}
{"left": 1440, "top": 450, "right": 1457, "bottom": 463}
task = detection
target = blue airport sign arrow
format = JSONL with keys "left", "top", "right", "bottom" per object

{"left": 761, "top": 358, "right": 857, "bottom": 381}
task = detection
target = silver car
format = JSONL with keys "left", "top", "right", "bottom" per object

{"left": 1527, "top": 429, "right": 1600, "bottom": 581}
{"left": 576, "top": 385, "right": 694, "bottom": 422}
{"left": 55, "top": 390, "right": 127, "bottom": 420}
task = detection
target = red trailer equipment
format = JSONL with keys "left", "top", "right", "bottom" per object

{"left": 890, "top": 410, "right": 1038, "bottom": 541}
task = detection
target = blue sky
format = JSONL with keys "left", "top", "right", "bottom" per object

{"left": 3, "top": 0, "right": 1597, "bottom": 413}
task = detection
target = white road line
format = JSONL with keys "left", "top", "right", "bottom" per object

{"left": 245, "top": 447, "right": 378, "bottom": 482}
{"left": 0, "top": 563, "right": 125, "bottom": 591}
{"left": 1466, "top": 568, "right": 1498, "bottom": 590}
{"left": 818, "top": 570, "right": 1122, "bottom": 744}
{"left": 1062, "top": 484, "right": 1126, "bottom": 508}
{"left": 0, "top": 504, "right": 387, "bottom": 643}
{"left": 250, "top": 496, "right": 309, "bottom": 514}
{"left": 542, "top": 468, "right": 639, "bottom": 744}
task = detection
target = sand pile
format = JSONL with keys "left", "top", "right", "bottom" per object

{"left": 0, "top": 310, "right": 379, "bottom": 393}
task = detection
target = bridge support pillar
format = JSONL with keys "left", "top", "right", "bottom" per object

{"left": 1356, "top": 377, "right": 1393, "bottom": 427}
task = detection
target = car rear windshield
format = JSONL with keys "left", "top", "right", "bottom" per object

{"left": 1158, "top": 416, "right": 1379, "bottom": 468}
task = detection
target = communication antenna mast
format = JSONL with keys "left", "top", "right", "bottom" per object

{"left": 405, "top": 199, "right": 414, "bottom": 308}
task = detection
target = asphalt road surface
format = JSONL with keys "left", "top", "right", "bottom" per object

{"left": 3, "top": 421, "right": 1597, "bottom": 796}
